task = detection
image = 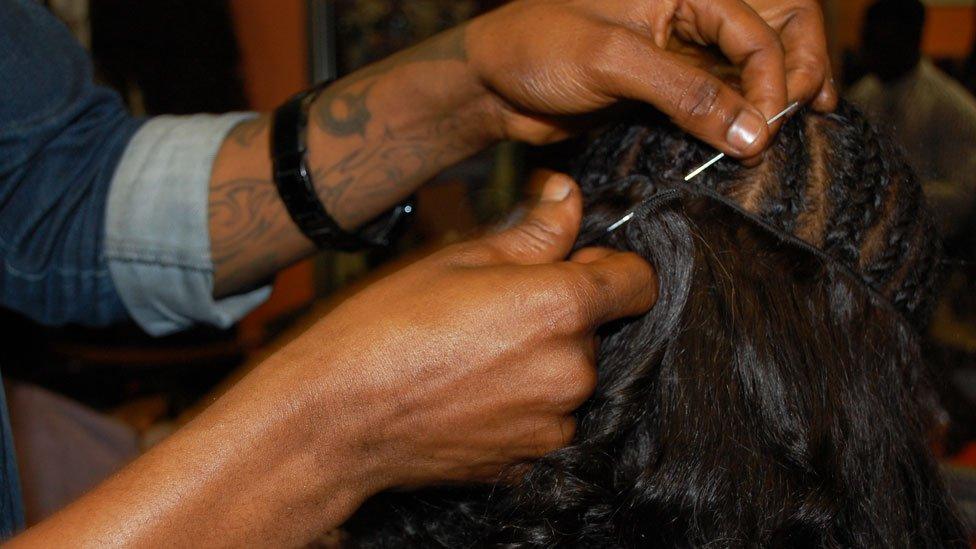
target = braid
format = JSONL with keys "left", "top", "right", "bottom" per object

{"left": 574, "top": 102, "right": 938, "bottom": 332}
{"left": 849, "top": 109, "right": 892, "bottom": 257}
{"left": 765, "top": 113, "right": 809, "bottom": 232}
{"left": 890, "top": 215, "right": 943, "bottom": 325}
{"left": 821, "top": 112, "right": 879, "bottom": 269}
{"left": 347, "top": 100, "right": 963, "bottom": 549}
{"left": 876, "top": 167, "right": 924, "bottom": 300}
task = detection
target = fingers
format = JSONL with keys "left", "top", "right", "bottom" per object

{"left": 677, "top": 0, "right": 788, "bottom": 124}
{"left": 478, "top": 173, "right": 583, "bottom": 265}
{"left": 594, "top": 29, "right": 775, "bottom": 158}
{"left": 813, "top": 79, "right": 837, "bottom": 112}
{"left": 579, "top": 251, "right": 658, "bottom": 325}
{"left": 508, "top": 416, "right": 578, "bottom": 462}
{"left": 569, "top": 247, "right": 615, "bottom": 264}
{"left": 776, "top": 3, "right": 838, "bottom": 112}
{"left": 545, "top": 249, "right": 657, "bottom": 331}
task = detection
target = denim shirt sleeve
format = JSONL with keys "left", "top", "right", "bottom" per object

{"left": 104, "top": 115, "right": 272, "bottom": 336}
{"left": 0, "top": 0, "right": 271, "bottom": 334}
{"left": 0, "top": 0, "right": 141, "bottom": 326}
{"left": 0, "top": 374, "right": 24, "bottom": 538}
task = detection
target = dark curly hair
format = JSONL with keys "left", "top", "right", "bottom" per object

{"left": 344, "top": 102, "right": 969, "bottom": 547}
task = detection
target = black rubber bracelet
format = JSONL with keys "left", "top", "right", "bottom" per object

{"left": 271, "top": 80, "right": 413, "bottom": 252}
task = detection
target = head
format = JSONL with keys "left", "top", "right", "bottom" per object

{"left": 862, "top": 0, "right": 925, "bottom": 82}
{"left": 345, "top": 102, "right": 967, "bottom": 547}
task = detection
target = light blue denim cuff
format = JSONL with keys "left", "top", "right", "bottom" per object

{"left": 104, "top": 113, "right": 272, "bottom": 336}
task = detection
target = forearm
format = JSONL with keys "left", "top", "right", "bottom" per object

{"left": 11, "top": 170, "right": 655, "bottom": 547}
{"left": 10, "top": 350, "right": 379, "bottom": 547}
{"left": 209, "top": 26, "right": 497, "bottom": 296}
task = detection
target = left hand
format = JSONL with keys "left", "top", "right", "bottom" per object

{"left": 744, "top": 0, "right": 836, "bottom": 110}
{"left": 464, "top": 0, "right": 836, "bottom": 157}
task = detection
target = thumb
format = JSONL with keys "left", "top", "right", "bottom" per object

{"left": 479, "top": 172, "right": 582, "bottom": 265}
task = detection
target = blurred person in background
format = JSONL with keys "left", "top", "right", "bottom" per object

{"left": 848, "top": 0, "right": 976, "bottom": 246}
{"left": 848, "top": 0, "right": 976, "bottom": 466}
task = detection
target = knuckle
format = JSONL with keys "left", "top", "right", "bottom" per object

{"left": 549, "top": 376, "right": 582, "bottom": 409}
{"left": 790, "top": 56, "right": 827, "bottom": 84}
{"left": 553, "top": 280, "right": 595, "bottom": 333}
{"left": 556, "top": 417, "right": 577, "bottom": 446}
{"left": 513, "top": 216, "right": 566, "bottom": 252}
{"left": 586, "top": 27, "right": 640, "bottom": 85}
{"left": 578, "top": 264, "right": 609, "bottom": 304}
{"left": 477, "top": 241, "right": 511, "bottom": 265}
{"left": 573, "top": 364, "right": 599, "bottom": 401}
{"left": 558, "top": 364, "right": 598, "bottom": 409}
{"left": 676, "top": 75, "right": 723, "bottom": 123}
{"left": 439, "top": 241, "right": 497, "bottom": 267}
{"left": 616, "top": 251, "right": 655, "bottom": 296}
{"left": 531, "top": 420, "right": 575, "bottom": 456}
{"left": 544, "top": 384, "right": 574, "bottom": 409}
{"left": 764, "top": 29, "right": 786, "bottom": 56}
{"left": 536, "top": 352, "right": 597, "bottom": 411}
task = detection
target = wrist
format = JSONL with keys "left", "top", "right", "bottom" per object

{"left": 261, "top": 319, "right": 440, "bottom": 494}
{"left": 255, "top": 332, "right": 397, "bottom": 498}
{"left": 166, "top": 346, "right": 388, "bottom": 542}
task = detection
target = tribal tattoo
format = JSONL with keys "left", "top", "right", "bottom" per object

{"left": 209, "top": 26, "right": 481, "bottom": 296}
{"left": 230, "top": 117, "right": 269, "bottom": 147}
{"left": 312, "top": 25, "right": 468, "bottom": 138}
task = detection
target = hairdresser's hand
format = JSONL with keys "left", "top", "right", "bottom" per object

{"left": 743, "top": 0, "right": 837, "bottom": 111}
{"left": 466, "top": 0, "right": 836, "bottom": 157}
{"left": 13, "top": 174, "right": 655, "bottom": 548}
{"left": 277, "top": 173, "right": 656, "bottom": 489}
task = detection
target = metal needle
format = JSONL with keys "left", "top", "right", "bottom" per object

{"left": 606, "top": 101, "right": 801, "bottom": 233}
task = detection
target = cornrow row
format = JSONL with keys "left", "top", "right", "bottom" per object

{"left": 346, "top": 100, "right": 963, "bottom": 549}
{"left": 766, "top": 112, "right": 809, "bottom": 233}
{"left": 865, "top": 157, "right": 933, "bottom": 322}
{"left": 821, "top": 105, "right": 887, "bottom": 268}
{"left": 577, "top": 102, "right": 942, "bottom": 330}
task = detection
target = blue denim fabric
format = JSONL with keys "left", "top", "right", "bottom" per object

{"left": 0, "top": 376, "right": 24, "bottom": 538}
{"left": 0, "top": 0, "right": 142, "bottom": 327}
{"left": 0, "top": 0, "right": 272, "bottom": 533}
{"left": 0, "top": 0, "right": 270, "bottom": 334}
{"left": 0, "top": 0, "right": 142, "bottom": 533}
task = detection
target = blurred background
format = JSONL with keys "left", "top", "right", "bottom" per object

{"left": 7, "top": 0, "right": 976, "bottom": 534}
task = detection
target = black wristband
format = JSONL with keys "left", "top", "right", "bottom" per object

{"left": 271, "top": 80, "right": 414, "bottom": 252}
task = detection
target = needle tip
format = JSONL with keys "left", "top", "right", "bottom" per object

{"left": 607, "top": 212, "right": 635, "bottom": 232}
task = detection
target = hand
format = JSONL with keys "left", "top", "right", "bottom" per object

{"left": 12, "top": 176, "right": 655, "bottom": 548}
{"left": 744, "top": 0, "right": 837, "bottom": 111}
{"left": 273, "top": 173, "right": 656, "bottom": 490}
{"left": 464, "top": 0, "right": 836, "bottom": 157}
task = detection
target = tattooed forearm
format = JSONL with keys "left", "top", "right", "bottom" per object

{"left": 209, "top": 24, "right": 491, "bottom": 297}
{"left": 229, "top": 117, "right": 269, "bottom": 147}
{"left": 317, "top": 82, "right": 376, "bottom": 138}
{"left": 209, "top": 176, "right": 302, "bottom": 296}
{"left": 312, "top": 25, "right": 468, "bottom": 137}
{"left": 306, "top": 25, "right": 482, "bottom": 228}
{"left": 310, "top": 115, "right": 473, "bottom": 228}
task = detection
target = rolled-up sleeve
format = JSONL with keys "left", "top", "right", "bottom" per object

{"left": 104, "top": 114, "right": 272, "bottom": 337}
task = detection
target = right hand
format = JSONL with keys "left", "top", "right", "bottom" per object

{"left": 273, "top": 173, "right": 656, "bottom": 491}
{"left": 7, "top": 177, "right": 655, "bottom": 549}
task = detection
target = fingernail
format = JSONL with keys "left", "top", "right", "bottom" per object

{"left": 726, "top": 110, "right": 766, "bottom": 153}
{"left": 541, "top": 176, "right": 571, "bottom": 202}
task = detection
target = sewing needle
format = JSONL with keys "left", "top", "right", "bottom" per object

{"left": 606, "top": 101, "right": 801, "bottom": 233}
